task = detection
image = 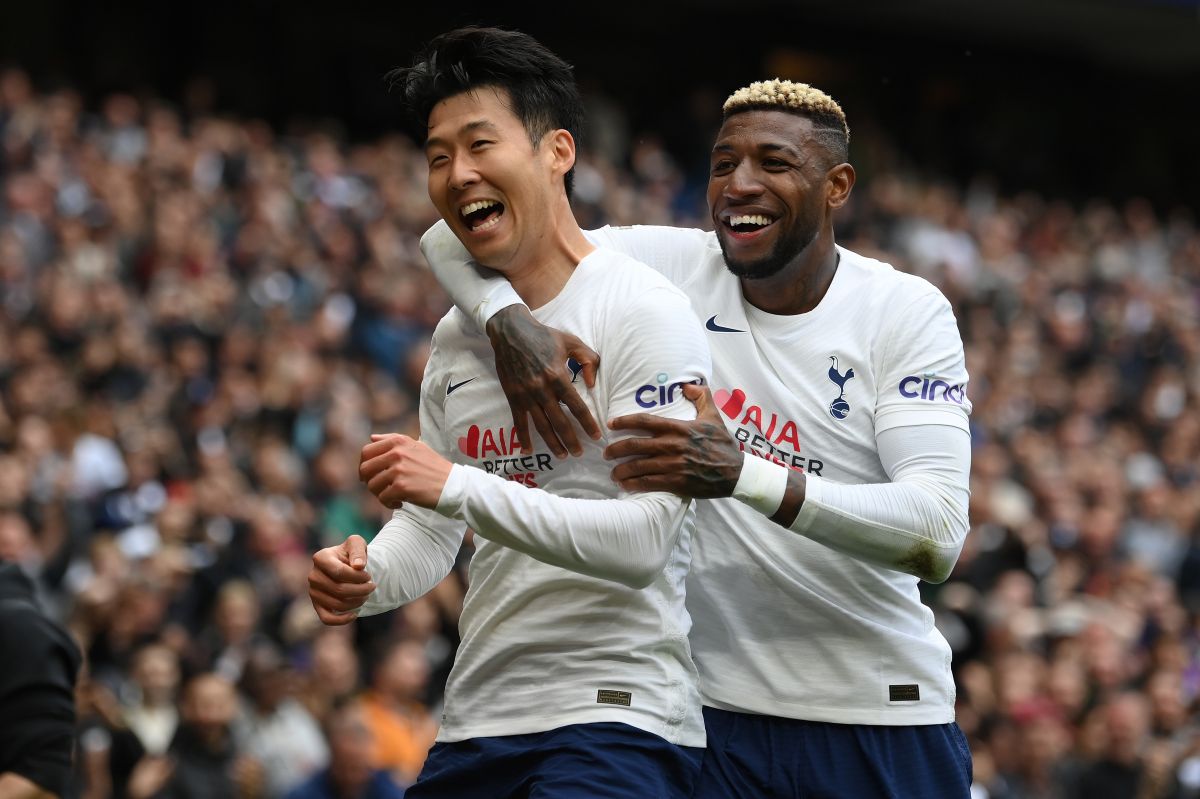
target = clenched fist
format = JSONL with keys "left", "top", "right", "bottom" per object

{"left": 359, "top": 434, "right": 454, "bottom": 510}
{"left": 308, "top": 535, "right": 375, "bottom": 625}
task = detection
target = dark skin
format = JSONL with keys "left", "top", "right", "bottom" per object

{"left": 484, "top": 308, "right": 601, "bottom": 458}
{"left": 485, "top": 110, "right": 855, "bottom": 526}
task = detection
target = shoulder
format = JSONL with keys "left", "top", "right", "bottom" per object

{"left": 430, "top": 307, "right": 486, "bottom": 351}
{"left": 583, "top": 247, "right": 693, "bottom": 308}
{"left": 588, "top": 224, "right": 719, "bottom": 251}
{"left": 838, "top": 245, "right": 953, "bottom": 317}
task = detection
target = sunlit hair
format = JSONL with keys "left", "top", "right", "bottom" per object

{"left": 723, "top": 79, "right": 850, "bottom": 164}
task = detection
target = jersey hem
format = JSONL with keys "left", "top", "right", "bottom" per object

{"left": 700, "top": 688, "right": 955, "bottom": 726}
{"left": 435, "top": 709, "right": 707, "bottom": 748}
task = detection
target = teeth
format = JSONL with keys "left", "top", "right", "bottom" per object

{"left": 473, "top": 214, "right": 502, "bottom": 231}
{"left": 461, "top": 200, "right": 500, "bottom": 217}
{"left": 730, "top": 215, "right": 772, "bottom": 227}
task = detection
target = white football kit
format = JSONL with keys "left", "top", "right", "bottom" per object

{"left": 423, "top": 221, "right": 973, "bottom": 726}
{"left": 359, "top": 246, "right": 711, "bottom": 747}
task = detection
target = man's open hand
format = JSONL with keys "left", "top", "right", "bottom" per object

{"left": 308, "top": 535, "right": 374, "bottom": 625}
{"left": 604, "top": 383, "right": 743, "bottom": 497}
{"left": 486, "top": 305, "right": 601, "bottom": 458}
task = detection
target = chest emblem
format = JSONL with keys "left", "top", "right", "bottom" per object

{"left": 827, "top": 356, "right": 855, "bottom": 420}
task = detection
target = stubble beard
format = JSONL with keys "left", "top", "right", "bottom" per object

{"left": 718, "top": 218, "right": 819, "bottom": 281}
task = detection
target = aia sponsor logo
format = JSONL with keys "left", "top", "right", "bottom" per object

{"left": 457, "top": 424, "right": 554, "bottom": 487}
{"left": 713, "top": 388, "right": 824, "bottom": 476}
{"left": 898, "top": 374, "right": 967, "bottom": 404}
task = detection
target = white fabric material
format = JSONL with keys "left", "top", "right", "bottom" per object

{"left": 731, "top": 452, "right": 789, "bottom": 517}
{"left": 422, "top": 220, "right": 974, "bottom": 725}
{"left": 792, "top": 424, "right": 971, "bottom": 583}
{"left": 436, "top": 464, "right": 690, "bottom": 589}
{"left": 363, "top": 246, "right": 711, "bottom": 746}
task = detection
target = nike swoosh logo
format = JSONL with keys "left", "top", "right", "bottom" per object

{"left": 446, "top": 377, "right": 477, "bottom": 395}
{"left": 706, "top": 315, "right": 745, "bottom": 333}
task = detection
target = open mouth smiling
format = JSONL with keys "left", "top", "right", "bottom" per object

{"left": 461, "top": 200, "right": 505, "bottom": 232}
{"left": 722, "top": 213, "right": 777, "bottom": 235}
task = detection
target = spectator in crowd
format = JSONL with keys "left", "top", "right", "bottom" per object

{"left": 356, "top": 639, "right": 437, "bottom": 789}
{"left": 232, "top": 643, "right": 329, "bottom": 798}
{"left": 284, "top": 702, "right": 406, "bottom": 799}
{"left": 121, "top": 642, "right": 181, "bottom": 757}
{"left": 159, "top": 673, "right": 264, "bottom": 799}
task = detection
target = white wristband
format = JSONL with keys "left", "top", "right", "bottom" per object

{"left": 731, "top": 453, "right": 790, "bottom": 517}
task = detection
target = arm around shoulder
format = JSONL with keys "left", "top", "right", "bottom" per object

{"left": 420, "top": 218, "right": 524, "bottom": 331}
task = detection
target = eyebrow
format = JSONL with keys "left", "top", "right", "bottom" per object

{"left": 712, "top": 142, "right": 804, "bottom": 160}
{"left": 425, "top": 119, "right": 502, "bottom": 151}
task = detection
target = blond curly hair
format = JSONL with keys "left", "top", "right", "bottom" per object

{"left": 723, "top": 79, "right": 849, "bottom": 159}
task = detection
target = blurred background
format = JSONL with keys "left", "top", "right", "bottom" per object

{"left": 1, "top": 1, "right": 1199, "bottom": 797}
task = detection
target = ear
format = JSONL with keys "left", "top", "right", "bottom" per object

{"left": 546, "top": 129, "right": 577, "bottom": 180}
{"left": 825, "top": 163, "right": 856, "bottom": 211}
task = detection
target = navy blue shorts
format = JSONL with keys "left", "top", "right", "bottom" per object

{"left": 693, "top": 706, "right": 973, "bottom": 798}
{"left": 404, "top": 722, "right": 704, "bottom": 799}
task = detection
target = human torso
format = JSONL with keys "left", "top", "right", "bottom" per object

{"left": 425, "top": 248, "right": 707, "bottom": 745}
{"left": 589, "top": 227, "right": 970, "bottom": 724}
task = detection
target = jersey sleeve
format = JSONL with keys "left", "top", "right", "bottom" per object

{"left": 873, "top": 285, "right": 972, "bottom": 435}
{"left": 790, "top": 422, "right": 972, "bottom": 583}
{"left": 359, "top": 327, "right": 468, "bottom": 616}
{"left": 431, "top": 284, "right": 713, "bottom": 589}
{"left": 420, "top": 218, "right": 523, "bottom": 332}
{"left": 598, "top": 282, "right": 712, "bottom": 424}
{"left": 586, "top": 225, "right": 714, "bottom": 287}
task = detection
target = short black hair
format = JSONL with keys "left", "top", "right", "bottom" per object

{"left": 388, "top": 26, "right": 584, "bottom": 195}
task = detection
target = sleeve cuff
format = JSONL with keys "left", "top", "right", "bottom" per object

{"left": 790, "top": 471, "right": 824, "bottom": 532}
{"left": 435, "top": 463, "right": 468, "bottom": 518}
{"left": 478, "top": 284, "right": 525, "bottom": 327}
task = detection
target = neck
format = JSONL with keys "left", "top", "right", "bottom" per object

{"left": 740, "top": 227, "right": 839, "bottom": 315}
{"left": 507, "top": 194, "right": 594, "bottom": 309}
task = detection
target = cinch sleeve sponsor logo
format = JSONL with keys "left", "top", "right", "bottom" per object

{"left": 898, "top": 375, "right": 967, "bottom": 404}
{"left": 634, "top": 373, "right": 706, "bottom": 409}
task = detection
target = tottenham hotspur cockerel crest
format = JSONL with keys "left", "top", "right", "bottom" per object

{"left": 827, "top": 356, "right": 855, "bottom": 420}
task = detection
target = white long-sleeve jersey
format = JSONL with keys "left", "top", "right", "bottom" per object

{"left": 422, "top": 221, "right": 974, "bottom": 725}
{"left": 360, "top": 246, "right": 711, "bottom": 747}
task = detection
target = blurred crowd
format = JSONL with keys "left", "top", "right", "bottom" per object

{"left": 1, "top": 64, "right": 1198, "bottom": 799}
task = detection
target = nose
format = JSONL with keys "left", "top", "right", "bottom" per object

{"left": 447, "top": 154, "right": 479, "bottom": 192}
{"left": 723, "top": 161, "right": 763, "bottom": 200}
